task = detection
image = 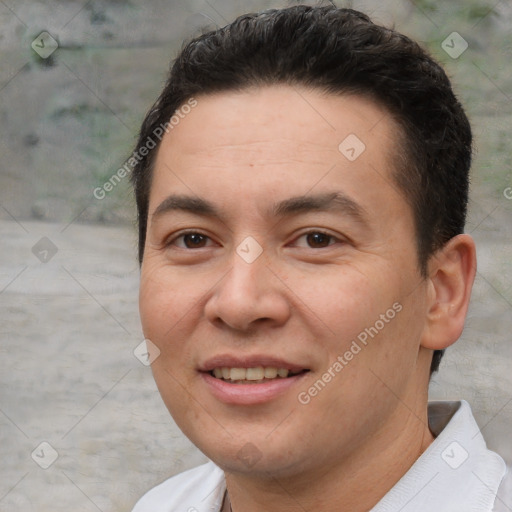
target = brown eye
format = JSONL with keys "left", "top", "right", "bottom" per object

{"left": 182, "top": 233, "right": 208, "bottom": 248}
{"left": 305, "top": 232, "right": 333, "bottom": 248}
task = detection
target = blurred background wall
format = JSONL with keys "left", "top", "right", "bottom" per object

{"left": 1, "top": 0, "right": 511, "bottom": 510}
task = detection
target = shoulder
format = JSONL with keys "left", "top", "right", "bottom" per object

{"left": 494, "top": 465, "right": 512, "bottom": 512}
{"left": 131, "top": 461, "right": 226, "bottom": 512}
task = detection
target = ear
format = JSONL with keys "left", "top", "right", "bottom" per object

{"left": 421, "top": 234, "right": 477, "bottom": 351}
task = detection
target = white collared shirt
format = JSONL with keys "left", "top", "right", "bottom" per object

{"left": 132, "top": 401, "right": 509, "bottom": 512}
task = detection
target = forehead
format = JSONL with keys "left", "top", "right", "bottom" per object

{"left": 158, "top": 85, "right": 397, "bottom": 161}
{"left": 150, "top": 85, "right": 407, "bottom": 222}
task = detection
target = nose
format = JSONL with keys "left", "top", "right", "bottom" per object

{"left": 204, "top": 253, "right": 291, "bottom": 332}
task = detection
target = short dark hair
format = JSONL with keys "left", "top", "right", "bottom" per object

{"left": 130, "top": 5, "right": 472, "bottom": 375}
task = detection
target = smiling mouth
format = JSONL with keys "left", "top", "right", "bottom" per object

{"left": 209, "top": 366, "right": 309, "bottom": 384}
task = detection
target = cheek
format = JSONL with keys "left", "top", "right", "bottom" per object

{"left": 287, "top": 263, "right": 390, "bottom": 342}
{"left": 139, "top": 259, "right": 196, "bottom": 324}
{"left": 139, "top": 272, "right": 199, "bottom": 411}
{"left": 138, "top": 264, "right": 193, "bottom": 351}
{"left": 139, "top": 273, "right": 171, "bottom": 339}
{"left": 288, "top": 261, "right": 419, "bottom": 387}
{"left": 138, "top": 261, "right": 218, "bottom": 365}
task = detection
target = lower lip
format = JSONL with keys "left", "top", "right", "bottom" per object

{"left": 200, "top": 372, "right": 308, "bottom": 405}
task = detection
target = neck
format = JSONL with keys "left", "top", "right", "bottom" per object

{"left": 224, "top": 403, "right": 434, "bottom": 512}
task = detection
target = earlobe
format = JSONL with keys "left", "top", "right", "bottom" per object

{"left": 421, "top": 234, "right": 477, "bottom": 351}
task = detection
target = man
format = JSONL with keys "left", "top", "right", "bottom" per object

{"left": 130, "top": 5, "right": 508, "bottom": 511}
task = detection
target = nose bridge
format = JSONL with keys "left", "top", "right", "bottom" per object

{"left": 205, "top": 246, "right": 290, "bottom": 330}
{"left": 224, "top": 249, "right": 270, "bottom": 302}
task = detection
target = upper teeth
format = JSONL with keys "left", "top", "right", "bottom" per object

{"left": 212, "top": 367, "right": 292, "bottom": 381}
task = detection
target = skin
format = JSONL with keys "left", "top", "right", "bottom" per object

{"left": 139, "top": 85, "right": 476, "bottom": 512}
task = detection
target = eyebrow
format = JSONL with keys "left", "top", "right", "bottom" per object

{"left": 151, "top": 191, "right": 368, "bottom": 225}
{"left": 152, "top": 194, "right": 221, "bottom": 219}
{"left": 270, "top": 192, "right": 368, "bottom": 224}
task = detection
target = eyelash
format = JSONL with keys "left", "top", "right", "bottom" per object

{"left": 166, "top": 229, "right": 342, "bottom": 250}
{"left": 291, "top": 230, "right": 341, "bottom": 248}
{"left": 166, "top": 230, "right": 215, "bottom": 249}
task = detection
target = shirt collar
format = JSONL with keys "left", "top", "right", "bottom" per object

{"left": 371, "top": 400, "right": 506, "bottom": 512}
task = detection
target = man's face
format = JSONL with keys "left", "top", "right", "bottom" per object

{"left": 139, "top": 86, "right": 433, "bottom": 478}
